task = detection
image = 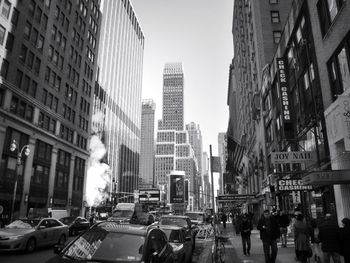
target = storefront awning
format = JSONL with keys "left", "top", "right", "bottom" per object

{"left": 302, "top": 170, "right": 350, "bottom": 185}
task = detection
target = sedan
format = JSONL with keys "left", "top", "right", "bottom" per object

{"left": 158, "top": 225, "right": 192, "bottom": 263}
{"left": 0, "top": 218, "right": 68, "bottom": 252}
{"left": 59, "top": 216, "right": 90, "bottom": 236}
{"left": 159, "top": 215, "right": 196, "bottom": 249}
{"left": 46, "top": 221, "right": 175, "bottom": 263}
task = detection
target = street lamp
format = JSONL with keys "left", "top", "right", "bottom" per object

{"left": 9, "top": 139, "right": 30, "bottom": 222}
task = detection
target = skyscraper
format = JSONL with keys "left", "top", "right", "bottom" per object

{"left": 94, "top": 0, "right": 144, "bottom": 201}
{"left": 139, "top": 99, "right": 156, "bottom": 188}
{"left": 159, "top": 62, "right": 184, "bottom": 131}
{"left": 155, "top": 63, "right": 199, "bottom": 209}
{"left": 0, "top": 0, "right": 101, "bottom": 219}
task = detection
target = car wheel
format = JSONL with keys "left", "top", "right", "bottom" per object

{"left": 58, "top": 234, "right": 66, "bottom": 245}
{"left": 26, "top": 238, "right": 36, "bottom": 253}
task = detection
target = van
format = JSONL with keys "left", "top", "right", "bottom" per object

{"left": 108, "top": 203, "right": 153, "bottom": 225}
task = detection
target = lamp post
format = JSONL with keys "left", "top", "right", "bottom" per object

{"left": 9, "top": 139, "right": 30, "bottom": 222}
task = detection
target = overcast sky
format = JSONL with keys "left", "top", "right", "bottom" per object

{"left": 131, "top": 0, "right": 234, "bottom": 157}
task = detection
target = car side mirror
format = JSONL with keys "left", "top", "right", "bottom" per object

{"left": 151, "top": 252, "right": 160, "bottom": 263}
{"left": 53, "top": 244, "right": 65, "bottom": 254}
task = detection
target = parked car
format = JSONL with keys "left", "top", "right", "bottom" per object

{"left": 59, "top": 216, "right": 90, "bottom": 236}
{"left": 0, "top": 218, "right": 68, "bottom": 252}
{"left": 46, "top": 221, "right": 175, "bottom": 263}
{"left": 157, "top": 225, "right": 192, "bottom": 263}
{"left": 159, "top": 215, "right": 196, "bottom": 249}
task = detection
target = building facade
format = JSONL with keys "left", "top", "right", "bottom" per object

{"left": 0, "top": 0, "right": 101, "bottom": 221}
{"left": 139, "top": 99, "right": 156, "bottom": 188}
{"left": 227, "top": 0, "right": 293, "bottom": 219}
{"left": 228, "top": 0, "right": 350, "bottom": 225}
{"left": 94, "top": 0, "right": 144, "bottom": 202}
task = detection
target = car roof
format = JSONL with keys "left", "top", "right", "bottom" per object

{"left": 160, "top": 215, "right": 189, "bottom": 219}
{"left": 95, "top": 222, "right": 150, "bottom": 236}
{"left": 156, "top": 225, "right": 184, "bottom": 231}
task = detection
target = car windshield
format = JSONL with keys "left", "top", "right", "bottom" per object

{"left": 62, "top": 226, "right": 145, "bottom": 262}
{"left": 112, "top": 210, "right": 133, "bottom": 218}
{"left": 160, "top": 218, "right": 187, "bottom": 227}
{"left": 6, "top": 219, "right": 40, "bottom": 228}
{"left": 60, "top": 217, "right": 75, "bottom": 224}
{"left": 162, "top": 229, "right": 181, "bottom": 243}
{"left": 185, "top": 213, "right": 204, "bottom": 222}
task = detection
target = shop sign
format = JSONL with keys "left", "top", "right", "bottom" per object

{"left": 217, "top": 194, "right": 255, "bottom": 203}
{"left": 277, "top": 58, "right": 291, "bottom": 123}
{"left": 277, "top": 179, "right": 313, "bottom": 191}
{"left": 169, "top": 173, "right": 185, "bottom": 203}
{"left": 325, "top": 95, "right": 350, "bottom": 151}
{"left": 271, "top": 151, "right": 316, "bottom": 164}
{"left": 302, "top": 170, "right": 350, "bottom": 185}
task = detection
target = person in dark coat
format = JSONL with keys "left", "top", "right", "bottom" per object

{"left": 257, "top": 209, "right": 281, "bottom": 263}
{"left": 340, "top": 218, "right": 350, "bottom": 263}
{"left": 293, "top": 213, "right": 311, "bottom": 263}
{"left": 221, "top": 213, "right": 227, "bottom": 229}
{"left": 279, "top": 211, "right": 290, "bottom": 247}
{"left": 239, "top": 213, "right": 253, "bottom": 255}
{"left": 318, "top": 213, "right": 341, "bottom": 263}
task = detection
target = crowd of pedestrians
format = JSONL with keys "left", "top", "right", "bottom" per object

{"left": 224, "top": 207, "right": 350, "bottom": 263}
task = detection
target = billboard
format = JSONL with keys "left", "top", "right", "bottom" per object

{"left": 170, "top": 174, "right": 185, "bottom": 203}
{"left": 138, "top": 189, "right": 160, "bottom": 202}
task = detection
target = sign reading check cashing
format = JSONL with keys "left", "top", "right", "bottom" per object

{"left": 277, "top": 179, "right": 313, "bottom": 191}
{"left": 271, "top": 151, "right": 316, "bottom": 164}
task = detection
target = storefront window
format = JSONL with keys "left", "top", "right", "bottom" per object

{"left": 337, "top": 48, "right": 350, "bottom": 92}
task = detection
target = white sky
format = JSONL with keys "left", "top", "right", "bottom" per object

{"left": 131, "top": 0, "right": 234, "bottom": 158}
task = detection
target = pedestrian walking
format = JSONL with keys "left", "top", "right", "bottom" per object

{"left": 310, "top": 218, "right": 322, "bottom": 263}
{"left": 239, "top": 213, "right": 253, "bottom": 256}
{"left": 257, "top": 209, "right": 280, "bottom": 263}
{"left": 340, "top": 218, "right": 350, "bottom": 263}
{"left": 222, "top": 212, "right": 227, "bottom": 229}
{"left": 319, "top": 213, "right": 341, "bottom": 263}
{"left": 293, "top": 213, "right": 312, "bottom": 263}
{"left": 279, "top": 210, "right": 290, "bottom": 247}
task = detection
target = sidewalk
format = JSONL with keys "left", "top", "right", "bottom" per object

{"left": 216, "top": 224, "right": 296, "bottom": 263}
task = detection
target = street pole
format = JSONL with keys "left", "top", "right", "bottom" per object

{"left": 9, "top": 140, "right": 30, "bottom": 223}
{"left": 10, "top": 154, "right": 20, "bottom": 223}
{"left": 209, "top": 145, "right": 215, "bottom": 213}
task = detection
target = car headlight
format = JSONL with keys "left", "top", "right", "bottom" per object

{"left": 8, "top": 235, "right": 24, "bottom": 240}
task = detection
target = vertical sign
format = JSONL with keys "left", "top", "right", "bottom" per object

{"left": 170, "top": 174, "right": 185, "bottom": 203}
{"left": 184, "top": 179, "right": 189, "bottom": 202}
{"left": 277, "top": 58, "right": 291, "bottom": 123}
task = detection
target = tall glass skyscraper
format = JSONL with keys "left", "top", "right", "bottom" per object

{"left": 94, "top": 0, "right": 144, "bottom": 201}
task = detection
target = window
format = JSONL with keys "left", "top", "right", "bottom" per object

{"left": 5, "top": 32, "right": 14, "bottom": 51}
{"left": 37, "top": 35, "right": 44, "bottom": 51}
{"left": 28, "top": 0, "right": 35, "bottom": 17}
{"left": 29, "top": 80, "right": 37, "bottom": 98}
{"left": 328, "top": 46, "right": 350, "bottom": 99}
{"left": 45, "top": 0, "right": 51, "bottom": 9}
{"left": 15, "top": 70, "right": 23, "bottom": 88}
{"left": 317, "top": 0, "right": 345, "bottom": 36}
{"left": 0, "top": 59, "right": 9, "bottom": 79}
{"left": 270, "top": 0, "right": 278, "bottom": 3}
{"left": 42, "top": 14, "right": 48, "bottom": 30}
{"left": 2, "top": 0, "right": 11, "bottom": 19}
{"left": 35, "top": 7, "right": 42, "bottom": 23}
{"left": 34, "top": 57, "right": 41, "bottom": 75}
{"left": 0, "top": 25, "right": 5, "bottom": 45}
{"left": 271, "top": 11, "right": 280, "bottom": 23}
{"left": 273, "top": 31, "right": 281, "bottom": 44}
{"left": 11, "top": 7, "right": 19, "bottom": 26}
{"left": 24, "top": 21, "right": 31, "bottom": 40}
{"left": 31, "top": 28, "right": 38, "bottom": 45}
{"left": 19, "top": 44, "right": 27, "bottom": 63}
{"left": 22, "top": 75, "right": 30, "bottom": 92}
{"left": 27, "top": 51, "right": 34, "bottom": 69}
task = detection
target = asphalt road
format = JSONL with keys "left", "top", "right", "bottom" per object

{"left": 0, "top": 237, "right": 75, "bottom": 263}
{"left": 0, "top": 237, "right": 209, "bottom": 263}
